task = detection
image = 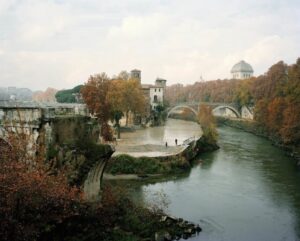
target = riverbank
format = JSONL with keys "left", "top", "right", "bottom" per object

{"left": 217, "top": 117, "right": 300, "bottom": 163}
{"left": 132, "top": 125, "right": 300, "bottom": 241}
{"left": 113, "top": 144, "right": 186, "bottom": 157}
{"left": 36, "top": 185, "right": 202, "bottom": 241}
{"left": 106, "top": 134, "right": 219, "bottom": 178}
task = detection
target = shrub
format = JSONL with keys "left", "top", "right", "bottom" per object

{"left": 107, "top": 155, "right": 164, "bottom": 175}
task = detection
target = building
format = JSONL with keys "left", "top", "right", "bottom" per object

{"left": 130, "top": 69, "right": 141, "bottom": 84}
{"left": 231, "top": 60, "right": 254, "bottom": 79}
{"left": 130, "top": 70, "right": 166, "bottom": 114}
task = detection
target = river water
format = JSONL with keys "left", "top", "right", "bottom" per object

{"left": 131, "top": 119, "right": 300, "bottom": 241}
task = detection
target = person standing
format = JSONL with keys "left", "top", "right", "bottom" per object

{"left": 165, "top": 142, "right": 168, "bottom": 148}
{"left": 175, "top": 139, "right": 178, "bottom": 146}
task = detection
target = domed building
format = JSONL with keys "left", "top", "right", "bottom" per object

{"left": 231, "top": 60, "right": 254, "bottom": 79}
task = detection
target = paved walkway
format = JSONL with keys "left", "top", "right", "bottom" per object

{"left": 113, "top": 144, "right": 186, "bottom": 157}
{"left": 112, "top": 119, "right": 201, "bottom": 158}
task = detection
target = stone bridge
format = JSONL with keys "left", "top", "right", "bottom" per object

{"left": 167, "top": 102, "right": 254, "bottom": 119}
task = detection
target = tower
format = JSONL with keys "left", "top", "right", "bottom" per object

{"left": 155, "top": 78, "right": 167, "bottom": 88}
{"left": 130, "top": 69, "right": 141, "bottom": 84}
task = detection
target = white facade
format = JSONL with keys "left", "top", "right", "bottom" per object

{"left": 132, "top": 69, "right": 166, "bottom": 112}
{"left": 150, "top": 86, "right": 164, "bottom": 110}
{"left": 232, "top": 72, "right": 253, "bottom": 79}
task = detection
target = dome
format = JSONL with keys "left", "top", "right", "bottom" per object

{"left": 231, "top": 60, "right": 253, "bottom": 73}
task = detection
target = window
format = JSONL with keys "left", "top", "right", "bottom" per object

{"left": 154, "top": 95, "right": 158, "bottom": 103}
{"left": 159, "top": 88, "right": 161, "bottom": 92}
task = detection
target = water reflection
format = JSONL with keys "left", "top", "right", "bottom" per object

{"left": 119, "top": 119, "right": 202, "bottom": 146}
{"left": 131, "top": 124, "right": 300, "bottom": 241}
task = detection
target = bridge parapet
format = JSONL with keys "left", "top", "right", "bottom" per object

{"left": 169, "top": 101, "right": 239, "bottom": 109}
{"left": 167, "top": 101, "right": 246, "bottom": 119}
{"left": 0, "top": 101, "right": 89, "bottom": 124}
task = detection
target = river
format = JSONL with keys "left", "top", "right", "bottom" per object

{"left": 130, "top": 119, "right": 300, "bottom": 241}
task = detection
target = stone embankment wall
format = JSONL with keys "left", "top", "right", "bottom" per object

{"left": 0, "top": 102, "right": 90, "bottom": 157}
{"left": 0, "top": 102, "right": 116, "bottom": 199}
{"left": 154, "top": 136, "right": 205, "bottom": 165}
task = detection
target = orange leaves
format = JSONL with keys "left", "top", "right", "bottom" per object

{"left": 81, "top": 73, "right": 113, "bottom": 141}
{"left": 0, "top": 155, "right": 82, "bottom": 240}
{"left": 280, "top": 101, "right": 300, "bottom": 145}
{"left": 81, "top": 73, "right": 111, "bottom": 122}
{"left": 198, "top": 104, "right": 218, "bottom": 144}
{"left": 81, "top": 73, "right": 146, "bottom": 139}
{"left": 266, "top": 97, "right": 286, "bottom": 134}
{"left": 0, "top": 130, "right": 82, "bottom": 240}
{"left": 166, "top": 58, "right": 300, "bottom": 147}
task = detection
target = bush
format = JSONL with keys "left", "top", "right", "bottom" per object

{"left": 106, "top": 154, "right": 194, "bottom": 175}
{"left": 107, "top": 155, "right": 164, "bottom": 175}
{"left": 0, "top": 157, "right": 82, "bottom": 241}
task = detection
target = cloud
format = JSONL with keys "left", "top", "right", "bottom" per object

{"left": 14, "top": 1, "right": 72, "bottom": 43}
{"left": 244, "top": 36, "right": 298, "bottom": 72}
{"left": 0, "top": 0, "right": 299, "bottom": 89}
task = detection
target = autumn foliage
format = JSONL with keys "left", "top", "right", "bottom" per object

{"left": 0, "top": 131, "right": 82, "bottom": 241}
{"left": 81, "top": 72, "right": 146, "bottom": 141}
{"left": 166, "top": 58, "right": 300, "bottom": 146}
{"left": 198, "top": 105, "right": 218, "bottom": 145}
{"left": 32, "top": 87, "right": 58, "bottom": 102}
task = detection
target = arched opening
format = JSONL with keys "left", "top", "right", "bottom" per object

{"left": 212, "top": 106, "right": 240, "bottom": 118}
{"left": 167, "top": 105, "right": 198, "bottom": 121}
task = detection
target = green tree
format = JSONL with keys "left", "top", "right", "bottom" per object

{"left": 111, "top": 110, "right": 124, "bottom": 139}
{"left": 55, "top": 85, "right": 83, "bottom": 103}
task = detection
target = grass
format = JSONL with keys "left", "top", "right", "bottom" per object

{"left": 106, "top": 154, "right": 191, "bottom": 175}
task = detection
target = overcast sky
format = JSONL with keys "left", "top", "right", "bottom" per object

{"left": 0, "top": 0, "right": 299, "bottom": 90}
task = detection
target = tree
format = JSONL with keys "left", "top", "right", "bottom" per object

{"left": 198, "top": 104, "right": 218, "bottom": 145}
{"left": 32, "top": 88, "right": 58, "bottom": 102}
{"left": 81, "top": 73, "right": 113, "bottom": 141}
{"left": 252, "top": 61, "right": 288, "bottom": 101}
{"left": 55, "top": 85, "right": 83, "bottom": 103}
{"left": 280, "top": 101, "right": 300, "bottom": 145}
{"left": 108, "top": 77, "right": 146, "bottom": 131}
{"left": 233, "top": 79, "right": 254, "bottom": 107}
{"left": 111, "top": 110, "right": 124, "bottom": 139}
{"left": 122, "top": 79, "right": 146, "bottom": 126}
{"left": 267, "top": 97, "right": 286, "bottom": 136}
{"left": 285, "top": 58, "right": 300, "bottom": 103}
{"left": 117, "top": 71, "right": 130, "bottom": 80}
{"left": 0, "top": 126, "right": 82, "bottom": 241}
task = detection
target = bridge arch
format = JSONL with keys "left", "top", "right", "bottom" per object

{"left": 212, "top": 105, "right": 240, "bottom": 118}
{"left": 167, "top": 105, "right": 198, "bottom": 119}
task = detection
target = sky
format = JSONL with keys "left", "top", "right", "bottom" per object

{"left": 0, "top": 0, "right": 299, "bottom": 90}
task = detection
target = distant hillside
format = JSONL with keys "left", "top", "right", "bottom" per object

{"left": 55, "top": 85, "right": 83, "bottom": 103}
{"left": 32, "top": 88, "right": 58, "bottom": 102}
{"left": 0, "top": 87, "right": 33, "bottom": 101}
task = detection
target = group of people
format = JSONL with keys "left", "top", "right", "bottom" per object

{"left": 165, "top": 138, "right": 178, "bottom": 148}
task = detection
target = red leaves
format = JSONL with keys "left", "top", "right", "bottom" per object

{"left": 165, "top": 58, "right": 300, "bottom": 147}
{"left": 0, "top": 157, "right": 83, "bottom": 240}
{"left": 0, "top": 134, "right": 82, "bottom": 241}
{"left": 280, "top": 101, "right": 300, "bottom": 145}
